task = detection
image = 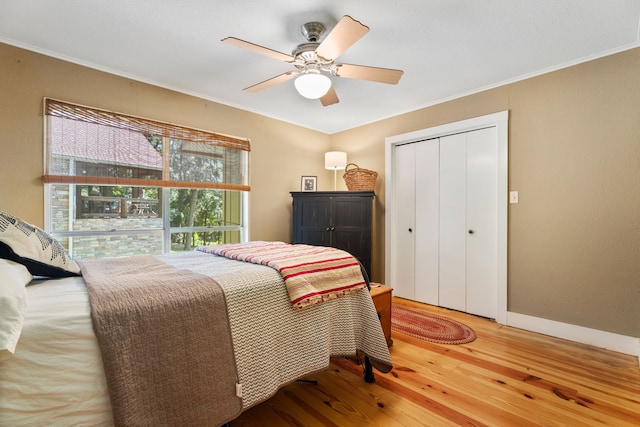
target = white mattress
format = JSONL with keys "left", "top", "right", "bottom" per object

{"left": 0, "top": 252, "right": 391, "bottom": 426}
{"left": 0, "top": 276, "right": 113, "bottom": 426}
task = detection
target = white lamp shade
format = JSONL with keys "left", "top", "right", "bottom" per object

{"left": 294, "top": 73, "right": 332, "bottom": 99}
{"left": 325, "top": 151, "right": 347, "bottom": 170}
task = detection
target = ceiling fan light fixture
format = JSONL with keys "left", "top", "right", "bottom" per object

{"left": 224, "top": 15, "right": 403, "bottom": 106}
{"left": 294, "top": 71, "right": 331, "bottom": 99}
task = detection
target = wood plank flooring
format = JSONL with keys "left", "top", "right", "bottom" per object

{"left": 230, "top": 297, "right": 640, "bottom": 426}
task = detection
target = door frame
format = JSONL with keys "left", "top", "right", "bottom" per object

{"left": 385, "top": 111, "right": 509, "bottom": 324}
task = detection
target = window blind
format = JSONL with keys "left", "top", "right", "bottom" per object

{"left": 43, "top": 98, "right": 250, "bottom": 191}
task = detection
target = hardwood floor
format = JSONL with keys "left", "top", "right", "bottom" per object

{"left": 230, "top": 297, "right": 640, "bottom": 426}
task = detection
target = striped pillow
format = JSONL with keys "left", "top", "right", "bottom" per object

{"left": 0, "top": 211, "right": 80, "bottom": 278}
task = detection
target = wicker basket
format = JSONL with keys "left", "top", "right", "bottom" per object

{"left": 343, "top": 163, "right": 378, "bottom": 191}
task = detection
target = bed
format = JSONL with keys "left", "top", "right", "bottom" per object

{"left": 0, "top": 212, "right": 392, "bottom": 427}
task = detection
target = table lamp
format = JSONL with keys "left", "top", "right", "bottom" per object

{"left": 324, "top": 151, "right": 347, "bottom": 190}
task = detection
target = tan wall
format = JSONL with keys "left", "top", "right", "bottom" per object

{"left": 1, "top": 41, "right": 638, "bottom": 338}
{"left": 332, "top": 48, "right": 640, "bottom": 338}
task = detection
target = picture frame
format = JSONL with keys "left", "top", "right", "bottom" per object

{"left": 301, "top": 176, "right": 317, "bottom": 192}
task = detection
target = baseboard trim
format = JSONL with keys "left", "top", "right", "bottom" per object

{"left": 506, "top": 311, "right": 639, "bottom": 363}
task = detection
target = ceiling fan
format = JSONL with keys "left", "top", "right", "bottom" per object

{"left": 221, "top": 15, "right": 404, "bottom": 106}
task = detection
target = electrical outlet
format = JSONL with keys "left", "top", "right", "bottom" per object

{"left": 509, "top": 191, "right": 519, "bottom": 204}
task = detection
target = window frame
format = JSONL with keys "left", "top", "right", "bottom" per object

{"left": 43, "top": 99, "right": 250, "bottom": 258}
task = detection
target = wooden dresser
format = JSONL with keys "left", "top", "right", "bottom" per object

{"left": 369, "top": 284, "right": 393, "bottom": 347}
{"left": 290, "top": 191, "right": 374, "bottom": 279}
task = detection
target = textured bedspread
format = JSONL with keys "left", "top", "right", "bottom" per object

{"left": 0, "top": 251, "right": 392, "bottom": 426}
{"left": 79, "top": 255, "right": 241, "bottom": 426}
{"left": 162, "top": 251, "right": 393, "bottom": 408}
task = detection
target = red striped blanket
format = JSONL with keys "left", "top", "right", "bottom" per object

{"left": 197, "top": 241, "right": 367, "bottom": 309}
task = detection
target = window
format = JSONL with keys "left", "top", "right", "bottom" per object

{"left": 43, "top": 98, "right": 250, "bottom": 259}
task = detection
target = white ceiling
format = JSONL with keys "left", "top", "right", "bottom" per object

{"left": 1, "top": 1, "right": 639, "bottom": 134}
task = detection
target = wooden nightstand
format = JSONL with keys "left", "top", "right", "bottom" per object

{"left": 369, "top": 284, "right": 393, "bottom": 347}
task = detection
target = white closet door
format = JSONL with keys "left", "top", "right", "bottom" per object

{"left": 414, "top": 139, "right": 440, "bottom": 304}
{"left": 466, "top": 127, "right": 498, "bottom": 318}
{"left": 386, "top": 111, "right": 507, "bottom": 322}
{"left": 438, "top": 133, "right": 467, "bottom": 312}
{"left": 391, "top": 143, "right": 416, "bottom": 299}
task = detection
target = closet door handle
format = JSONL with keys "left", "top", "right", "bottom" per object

{"left": 408, "top": 228, "right": 413, "bottom": 233}
{"left": 325, "top": 227, "right": 331, "bottom": 231}
{"left": 468, "top": 229, "right": 475, "bottom": 234}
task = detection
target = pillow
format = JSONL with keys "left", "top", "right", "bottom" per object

{"left": 0, "top": 211, "right": 80, "bottom": 278}
{"left": 0, "top": 258, "right": 31, "bottom": 361}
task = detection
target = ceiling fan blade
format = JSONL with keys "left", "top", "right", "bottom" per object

{"left": 221, "top": 37, "right": 294, "bottom": 62}
{"left": 316, "top": 15, "right": 369, "bottom": 61}
{"left": 320, "top": 86, "right": 339, "bottom": 106}
{"left": 335, "top": 63, "right": 404, "bottom": 85}
{"left": 244, "top": 72, "right": 296, "bottom": 92}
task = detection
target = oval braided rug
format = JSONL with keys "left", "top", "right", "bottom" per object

{"left": 391, "top": 305, "right": 476, "bottom": 344}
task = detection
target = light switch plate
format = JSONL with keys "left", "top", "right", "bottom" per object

{"left": 509, "top": 191, "right": 519, "bottom": 204}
